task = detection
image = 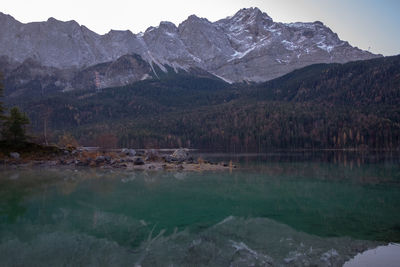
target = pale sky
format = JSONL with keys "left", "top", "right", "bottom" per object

{"left": 1, "top": 0, "right": 399, "bottom": 56}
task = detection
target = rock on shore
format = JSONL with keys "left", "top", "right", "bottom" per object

{"left": 1, "top": 147, "right": 237, "bottom": 171}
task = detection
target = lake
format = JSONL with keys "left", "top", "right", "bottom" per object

{"left": 0, "top": 151, "right": 399, "bottom": 266}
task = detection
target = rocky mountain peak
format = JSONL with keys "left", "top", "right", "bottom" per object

{"left": 144, "top": 21, "right": 180, "bottom": 42}
{"left": 104, "top": 29, "right": 137, "bottom": 45}
{"left": 215, "top": 7, "right": 274, "bottom": 45}
{"left": 0, "top": 8, "right": 380, "bottom": 87}
{"left": 0, "top": 12, "right": 22, "bottom": 31}
{"left": 182, "top": 14, "right": 211, "bottom": 27}
{"left": 144, "top": 21, "right": 179, "bottom": 36}
{"left": 0, "top": 11, "right": 17, "bottom": 21}
{"left": 158, "top": 21, "right": 178, "bottom": 34}
{"left": 233, "top": 7, "right": 273, "bottom": 22}
{"left": 313, "top": 21, "right": 324, "bottom": 26}
{"left": 178, "top": 14, "right": 234, "bottom": 65}
{"left": 159, "top": 21, "right": 177, "bottom": 28}
{"left": 45, "top": 17, "right": 81, "bottom": 29}
{"left": 46, "top": 17, "right": 59, "bottom": 23}
{"left": 219, "top": 7, "right": 274, "bottom": 32}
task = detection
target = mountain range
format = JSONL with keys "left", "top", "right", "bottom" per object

{"left": 1, "top": 8, "right": 398, "bottom": 151}
{"left": 0, "top": 7, "right": 379, "bottom": 97}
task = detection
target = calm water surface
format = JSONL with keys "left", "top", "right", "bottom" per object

{"left": 0, "top": 152, "right": 399, "bottom": 266}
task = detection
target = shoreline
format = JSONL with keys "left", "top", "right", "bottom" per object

{"left": 0, "top": 147, "right": 237, "bottom": 172}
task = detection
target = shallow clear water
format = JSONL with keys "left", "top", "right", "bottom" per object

{"left": 0, "top": 152, "right": 399, "bottom": 266}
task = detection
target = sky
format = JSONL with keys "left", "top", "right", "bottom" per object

{"left": 1, "top": 0, "right": 399, "bottom": 56}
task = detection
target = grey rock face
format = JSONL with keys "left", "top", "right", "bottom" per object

{"left": 2, "top": 57, "right": 73, "bottom": 97}
{"left": 121, "top": 148, "right": 136, "bottom": 157}
{"left": 127, "top": 149, "right": 136, "bottom": 157}
{"left": 178, "top": 15, "right": 235, "bottom": 69}
{"left": 212, "top": 8, "right": 378, "bottom": 82}
{"left": 0, "top": 15, "right": 106, "bottom": 68}
{"left": 0, "top": 8, "right": 380, "bottom": 86}
{"left": 101, "top": 30, "right": 147, "bottom": 62}
{"left": 143, "top": 22, "right": 196, "bottom": 71}
{"left": 73, "top": 54, "right": 154, "bottom": 90}
{"left": 171, "top": 148, "right": 190, "bottom": 162}
{"left": 2, "top": 54, "right": 156, "bottom": 96}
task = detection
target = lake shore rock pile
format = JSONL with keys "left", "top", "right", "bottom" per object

{"left": 0, "top": 146, "right": 236, "bottom": 171}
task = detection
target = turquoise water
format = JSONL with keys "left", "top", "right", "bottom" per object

{"left": 0, "top": 153, "right": 399, "bottom": 266}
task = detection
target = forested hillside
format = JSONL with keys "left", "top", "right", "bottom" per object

{"left": 6, "top": 55, "right": 400, "bottom": 152}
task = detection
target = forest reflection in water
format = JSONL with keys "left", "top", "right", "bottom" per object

{"left": 0, "top": 151, "right": 399, "bottom": 266}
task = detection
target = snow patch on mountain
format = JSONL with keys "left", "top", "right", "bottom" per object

{"left": 0, "top": 8, "right": 380, "bottom": 84}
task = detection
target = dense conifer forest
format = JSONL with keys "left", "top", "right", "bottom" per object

{"left": 5, "top": 55, "right": 400, "bottom": 152}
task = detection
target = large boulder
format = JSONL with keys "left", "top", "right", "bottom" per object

{"left": 171, "top": 148, "right": 190, "bottom": 162}
{"left": 128, "top": 149, "right": 136, "bottom": 156}
{"left": 164, "top": 155, "right": 177, "bottom": 163}
{"left": 121, "top": 148, "right": 136, "bottom": 157}
{"left": 95, "top": 155, "right": 106, "bottom": 163}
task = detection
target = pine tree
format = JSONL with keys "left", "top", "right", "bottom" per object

{"left": 2, "top": 107, "right": 30, "bottom": 143}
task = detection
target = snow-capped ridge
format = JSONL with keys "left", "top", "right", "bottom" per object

{"left": 0, "top": 8, "right": 380, "bottom": 85}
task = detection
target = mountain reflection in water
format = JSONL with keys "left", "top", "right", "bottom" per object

{"left": 0, "top": 152, "right": 399, "bottom": 266}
